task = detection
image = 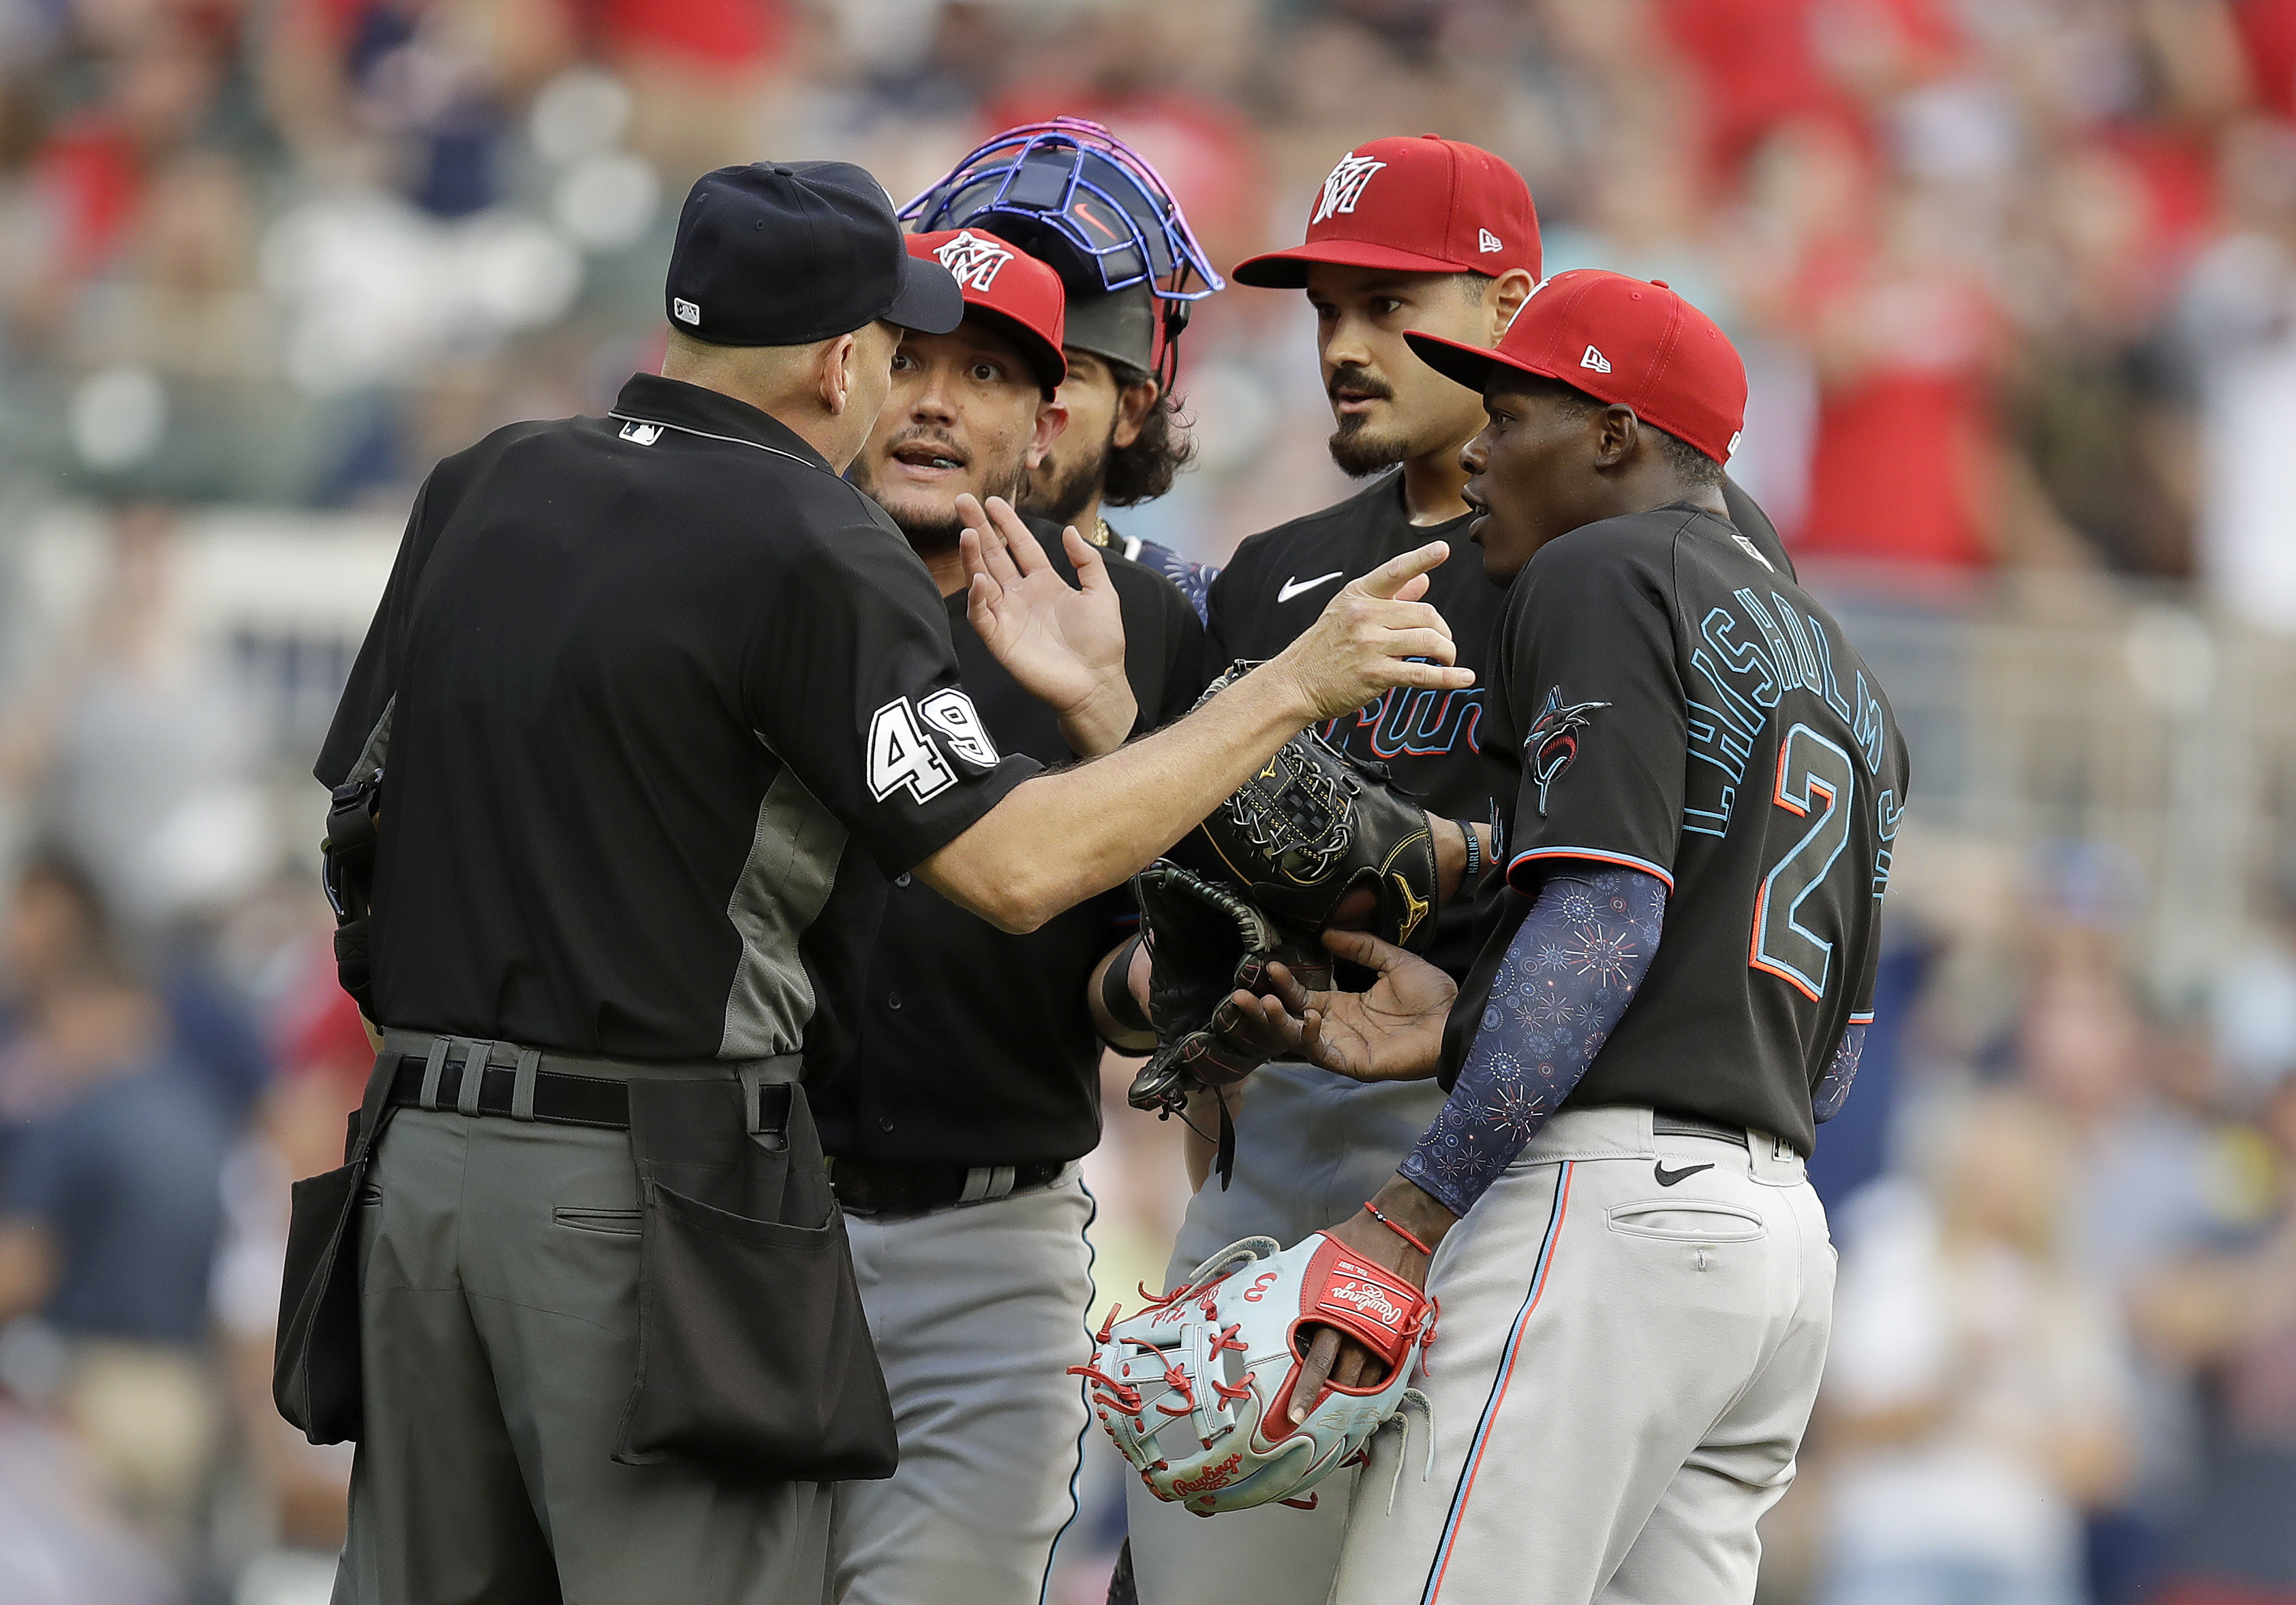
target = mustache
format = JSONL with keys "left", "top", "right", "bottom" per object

{"left": 883, "top": 425, "right": 967, "bottom": 459}
{"left": 1326, "top": 365, "right": 1394, "bottom": 402}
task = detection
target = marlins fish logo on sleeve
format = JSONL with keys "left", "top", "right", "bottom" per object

{"left": 1525, "top": 688, "right": 1610, "bottom": 815}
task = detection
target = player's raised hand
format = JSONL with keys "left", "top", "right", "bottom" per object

{"left": 1218, "top": 928, "right": 1456, "bottom": 1082}
{"left": 1267, "top": 542, "right": 1478, "bottom": 723}
{"left": 960, "top": 493, "right": 1135, "bottom": 754}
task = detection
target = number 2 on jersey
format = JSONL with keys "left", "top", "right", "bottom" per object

{"left": 1749, "top": 724, "right": 1857, "bottom": 1001}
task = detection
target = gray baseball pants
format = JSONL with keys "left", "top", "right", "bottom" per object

{"left": 331, "top": 1106, "right": 831, "bottom": 1605}
{"left": 1330, "top": 1105, "right": 1835, "bottom": 1604}
{"left": 829, "top": 1167, "right": 1097, "bottom": 1605}
{"left": 1126, "top": 1065, "right": 1446, "bottom": 1605}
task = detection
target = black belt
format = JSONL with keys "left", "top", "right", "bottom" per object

{"left": 378, "top": 1029, "right": 796, "bottom": 1131}
{"left": 826, "top": 1156, "right": 1065, "bottom": 1216}
{"left": 387, "top": 1053, "right": 633, "bottom": 1128}
{"left": 1652, "top": 1112, "right": 1750, "bottom": 1150}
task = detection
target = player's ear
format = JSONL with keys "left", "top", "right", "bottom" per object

{"left": 1486, "top": 268, "right": 1535, "bottom": 341}
{"left": 1026, "top": 396, "right": 1069, "bottom": 466}
{"left": 1111, "top": 373, "right": 1158, "bottom": 450}
{"left": 1595, "top": 404, "right": 1640, "bottom": 470}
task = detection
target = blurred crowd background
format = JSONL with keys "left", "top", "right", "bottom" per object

{"left": 0, "top": 0, "right": 2294, "bottom": 1602}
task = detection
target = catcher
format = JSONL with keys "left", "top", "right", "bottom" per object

{"left": 1099, "top": 274, "right": 1908, "bottom": 1605}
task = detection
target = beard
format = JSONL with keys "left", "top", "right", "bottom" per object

{"left": 1324, "top": 363, "right": 1408, "bottom": 478}
{"left": 855, "top": 433, "right": 1028, "bottom": 556}
{"left": 1021, "top": 416, "right": 1116, "bottom": 525}
{"left": 1327, "top": 414, "right": 1413, "bottom": 478}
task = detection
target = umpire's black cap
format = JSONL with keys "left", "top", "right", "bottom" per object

{"left": 667, "top": 162, "right": 964, "bottom": 346}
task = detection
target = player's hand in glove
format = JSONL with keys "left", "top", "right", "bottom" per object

{"left": 1125, "top": 863, "right": 1329, "bottom": 1117}
{"left": 1221, "top": 928, "right": 1457, "bottom": 1083}
{"left": 958, "top": 492, "right": 1136, "bottom": 756}
{"left": 1291, "top": 1178, "right": 1458, "bottom": 1422}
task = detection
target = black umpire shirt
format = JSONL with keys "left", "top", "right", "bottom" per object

{"left": 814, "top": 521, "right": 1204, "bottom": 1168}
{"left": 1200, "top": 472, "right": 1797, "bottom": 981}
{"left": 314, "top": 373, "right": 1039, "bottom": 1077}
{"left": 1441, "top": 502, "right": 1909, "bottom": 1152}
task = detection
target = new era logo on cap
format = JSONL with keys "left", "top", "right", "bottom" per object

{"left": 932, "top": 230, "right": 1015, "bottom": 292}
{"left": 672, "top": 297, "right": 701, "bottom": 326}
{"left": 1479, "top": 228, "right": 1503, "bottom": 254}
{"left": 1312, "top": 153, "right": 1386, "bottom": 224}
{"left": 1580, "top": 344, "right": 1612, "bottom": 373}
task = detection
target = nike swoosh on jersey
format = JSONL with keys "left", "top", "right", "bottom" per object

{"left": 1653, "top": 1160, "right": 1716, "bottom": 1187}
{"left": 1277, "top": 570, "right": 1345, "bottom": 603}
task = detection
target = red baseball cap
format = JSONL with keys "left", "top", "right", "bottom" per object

{"left": 1406, "top": 270, "right": 1745, "bottom": 463}
{"left": 906, "top": 228, "right": 1067, "bottom": 397}
{"left": 1232, "top": 134, "right": 1540, "bottom": 288}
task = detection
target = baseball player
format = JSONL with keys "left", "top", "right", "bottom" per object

{"left": 823, "top": 230, "right": 1204, "bottom": 1604}
{"left": 1119, "top": 137, "right": 1803, "bottom": 1605}
{"left": 903, "top": 119, "right": 1223, "bottom": 617}
{"left": 1231, "top": 271, "right": 1909, "bottom": 1604}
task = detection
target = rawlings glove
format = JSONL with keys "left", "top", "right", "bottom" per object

{"left": 1125, "top": 863, "right": 1329, "bottom": 1120}
{"left": 1190, "top": 661, "right": 1443, "bottom": 952}
{"left": 1072, "top": 1234, "right": 1435, "bottom": 1517}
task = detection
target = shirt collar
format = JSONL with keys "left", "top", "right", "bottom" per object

{"left": 609, "top": 373, "right": 837, "bottom": 476}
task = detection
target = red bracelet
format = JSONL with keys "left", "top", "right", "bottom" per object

{"left": 1363, "top": 1200, "right": 1435, "bottom": 1258}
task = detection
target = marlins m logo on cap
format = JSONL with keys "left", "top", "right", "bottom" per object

{"left": 932, "top": 229, "right": 1016, "bottom": 292}
{"left": 1312, "top": 153, "right": 1386, "bottom": 224}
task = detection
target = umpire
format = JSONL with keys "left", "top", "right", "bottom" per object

{"left": 296, "top": 159, "right": 1473, "bottom": 1605}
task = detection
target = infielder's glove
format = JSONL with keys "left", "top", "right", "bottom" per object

{"left": 1072, "top": 1234, "right": 1435, "bottom": 1517}
{"left": 1124, "top": 863, "right": 1329, "bottom": 1118}
{"left": 1191, "top": 660, "right": 1443, "bottom": 953}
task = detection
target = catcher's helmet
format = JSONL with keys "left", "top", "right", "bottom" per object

{"left": 901, "top": 119, "right": 1223, "bottom": 386}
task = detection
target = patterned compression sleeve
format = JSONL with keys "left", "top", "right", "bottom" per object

{"left": 1401, "top": 865, "right": 1666, "bottom": 1218}
{"left": 1812, "top": 1022, "right": 1867, "bottom": 1124}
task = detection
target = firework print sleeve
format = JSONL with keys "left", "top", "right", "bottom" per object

{"left": 1401, "top": 863, "right": 1666, "bottom": 1218}
{"left": 1811, "top": 1021, "right": 1867, "bottom": 1124}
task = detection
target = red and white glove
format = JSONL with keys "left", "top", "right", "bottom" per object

{"left": 1071, "top": 1233, "right": 1436, "bottom": 1516}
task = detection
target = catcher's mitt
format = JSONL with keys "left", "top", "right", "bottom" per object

{"left": 1072, "top": 1234, "right": 1435, "bottom": 1517}
{"left": 1125, "top": 863, "right": 1328, "bottom": 1118}
{"left": 1191, "top": 661, "right": 1442, "bottom": 952}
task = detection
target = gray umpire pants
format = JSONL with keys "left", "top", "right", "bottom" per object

{"left": 332, "top": 1103, "right": 831, "bottom": 1605}
{"left": 1127, "top": 1064, "right": 1447, "bottom": 1605}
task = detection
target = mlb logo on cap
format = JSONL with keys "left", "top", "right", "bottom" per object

{"left": 1234, "top": 134, "right": 1541, "bottom": 288}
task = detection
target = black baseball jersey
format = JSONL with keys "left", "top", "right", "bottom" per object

{"left": 1440, "top": 502, "right": 1908, "bottom": 1153}
{"left": 814, "top": 523, "right": 1204, "bottom": 1167}
{"left": 1198, "top": 475, "right": 1792, "bottom": 979}
{"left": 316, "top": 373, "right": 1038, "bottom": 1075}
{"left": 1201, "top": 474, "right": 1513, "bottom": 979}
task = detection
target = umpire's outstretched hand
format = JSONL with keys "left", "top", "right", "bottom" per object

{"left": 1266, "top": 542, "right": 1474, "bottom": 722}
